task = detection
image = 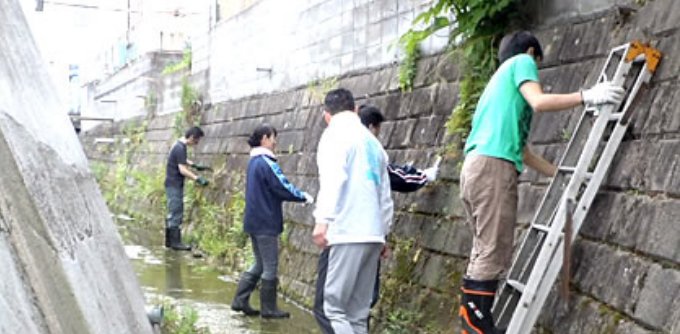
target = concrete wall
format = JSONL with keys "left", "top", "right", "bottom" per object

{"left": 85, "top": 52, "right": 184, "bottom": 123}
{"left": 526, "top": 0, "right": 639, "bottom": 26}
{"left": 82, "top": 0, "right": 680, "bottom": 332}
{"left": 194, "top": 0, "right": 448, "bottom": 102}
{"left": 82, "top": 51, "right": 212, "bottom": 132}
{"left": 0, "top": 0, "right": 152, "bottom": 333}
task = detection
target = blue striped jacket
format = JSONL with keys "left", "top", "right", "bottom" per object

{"left": 244, "top": 147, "right": 306, "bottom": 235}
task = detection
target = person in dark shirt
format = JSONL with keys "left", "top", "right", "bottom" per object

{"left": 231, "top": 124, "right": 313, "bottom": 319}
{"left": 164, "top": 126, "right": 210, "bottom": 251}
{"left": 359, "top": 104, "right": 439, "bottom": 191}
{"left": 313, "top": 104, "right": 440, "bottom": 333}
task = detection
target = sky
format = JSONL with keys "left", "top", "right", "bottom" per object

{"left": 19, "top": 0, "right": 129, "bottom": 101}
{"left": 19, "top": 0, "right": 209, "bottom": 84}
{"left": 20, "top": 0, "right": 128, "bottom": 64}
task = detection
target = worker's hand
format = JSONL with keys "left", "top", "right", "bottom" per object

{"left": 195, "top": 176, "right": 209, "bottom": 187}
{"left": 312, "top": 223, "right": 328, "bottom": 248}
{"left": 581, "top": 82, "right": 625, "bottom": 106}
{"left": 302, "top": 192, "right": 315, "bottom": 204}
{"left": 422, "top": 166, "right": 438, "bottom": 182}
{"left": 191, "top": 163, "right": 211, "bottom": 171}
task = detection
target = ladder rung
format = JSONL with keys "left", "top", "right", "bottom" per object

{"left": 494, "top": 42, "right": 661, "bottom": 334}
{"left": 557, "top": 166, "right": 593, "bottom": 179}
{"left": 585, "top": 106, "right": 598, "bottom": 114}
{"left": 558, "top": 166, "right": 576, "bottom": 173}
{"left": 507, "top": 279, "right": 525, "bottom": 293}
{"left": 532, "top": 224, "right": 551, "bottom": 233}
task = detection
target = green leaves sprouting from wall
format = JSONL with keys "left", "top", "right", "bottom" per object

{"left": 398, "top": 0, "right": 521, "bottom": 147}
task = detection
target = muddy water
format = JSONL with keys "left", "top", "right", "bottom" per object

{"left": 118, "top": 223, "right": 321, "bottom": 334}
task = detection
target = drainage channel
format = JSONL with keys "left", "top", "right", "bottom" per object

{"left": 117, "top": 222, "right": 321, "bottom": 334}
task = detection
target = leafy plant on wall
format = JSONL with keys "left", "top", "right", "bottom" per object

{"left": 398, "top": 0, "right": 521, "bottom": 149}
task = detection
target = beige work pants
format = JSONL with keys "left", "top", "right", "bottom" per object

{"left": 460, "top": 154, "right": 518, "bottom": 280}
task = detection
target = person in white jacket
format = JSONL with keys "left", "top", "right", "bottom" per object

{"left": 312, "top": 88, "right": 394, "bottom": 334}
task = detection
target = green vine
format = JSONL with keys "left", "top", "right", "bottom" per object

{"left": 398, "top": 16, "right": 448, "bottom": 91}
{"left": 398, "top": 0, "right": 521, "bottom": 146}
{"left": 184, "top": 171, "right": 252, "bottom": 269}
{"left": 163, "top": 48, "right": 192, "bottom": 75}
{"left": 145, "top": 90, "right": 158, "bottom": 116}
{"left": 374, "top": 238, "right": 421, "bottom": 330}
{"left": 306, "top": 76, "right": 339, "bottom": 105}
{"left": 174, "top": 78, "right": 202, "bottom": 137}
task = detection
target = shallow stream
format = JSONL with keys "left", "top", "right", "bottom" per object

{"left": 118, "top": 223, "right": 321, "bottom": 334}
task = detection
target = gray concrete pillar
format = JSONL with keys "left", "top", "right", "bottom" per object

{"left": 0, "top": 1, "right": 152, "bottom": 333}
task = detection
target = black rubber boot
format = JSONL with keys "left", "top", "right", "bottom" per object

{"left": 459, "top": 278, "right": 501, "bottom": 334}
{"left": 231, "top": 272, "right": 261, "bottom": 316}
{"left": 165, "top": 228, "right": 172, "bottom": 248}
{"left": 167, "top": 227, "right": 191, "bottom": 251}
{"left": 260, "top": 278, "right": 290, "bottom": 319}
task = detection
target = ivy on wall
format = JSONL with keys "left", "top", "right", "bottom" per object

{"left": 307, "top": 76, "right": 339, "bottom": 105}
{"left": 162, "top": 48, "right": 192, "bottom": 75}
{"left": 398, "top": 0, "right": 521, "bottom": 148}
{"left": 174, "top": 78, "right": 203, "bottom": 138}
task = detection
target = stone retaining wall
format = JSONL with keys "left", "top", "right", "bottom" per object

{"left": 83, "top": 1, "right": 679, "bottom": 332}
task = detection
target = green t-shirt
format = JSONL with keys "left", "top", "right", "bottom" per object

{"left": 464, "top": 54, "right": 539, "bottom": 172}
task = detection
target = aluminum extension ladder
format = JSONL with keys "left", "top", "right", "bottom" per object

{"left": 492, "top": 41, "right": 661, "bottom": 333}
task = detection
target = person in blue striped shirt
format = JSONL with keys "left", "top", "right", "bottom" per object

{"left": 231, "top": 124, "right": 314, "bottom": 319}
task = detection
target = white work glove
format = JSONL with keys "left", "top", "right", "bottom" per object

{"left": 302, "top": 192, "right": 315, "bottom": 204}
{"left": 581, "top": 82, "right": 625, "bottom": 106}
{"left": 422, "top": 166, "right": 438, "bottom": 182}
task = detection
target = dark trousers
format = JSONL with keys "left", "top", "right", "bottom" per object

{"left": 246, "top": 234, "right": 280, "bottom": 281}
{"left": 165, "top": 186, "right": 183, "bottom": 228}
{"left": 314, "top": 248, "right": 381, "bottom": 334}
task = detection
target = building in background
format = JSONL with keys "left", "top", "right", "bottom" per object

{"left": 74, "top": 0, "right": 211, "bottom": 130}
{"left": 89, "top": 0, "right": 211, "bottom": 78}
{"left": 25, "top": 0, "right": 450, "bottom": 127}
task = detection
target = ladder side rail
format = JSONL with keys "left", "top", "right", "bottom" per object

{"left": 505, "top": 199, "right": 570, "bottom": 333}
{"left": 501, "top": 52, "right": 623, "bottom": 285}
{"left": 595, "top": 43, "right": 630, "bottom": 84}
{"left": 497, "top": 173, "right": 576, "bottom": 325}
{"left": 506, "top": 188, "right": 559, "bottom": 280}
{"left": 504, "top": 54, "right": 635, "bottom": 334}
{"left": 531, "top": 43, "right": 630, "bottom": 230}
{"left": 496, "top": 89, "right": 599, "bottom": 324}
{"left": 515, "top": 115, "right": 638, "bottom": 331}
{"left": 570, "top": 65, "right": 653, "bottom": 233}
{"left": 617, "top": 62, "right": 653, "bottom": 126}
{"left": 494, "top": 44, "right": 632, "bottom": 326}
{"left": 523, "top": 44, "right": 630, "bottom": 231}
{"left": 501, "top": 97, "right": 602, "bottom": 289}
{"left": 515, "top": 108, "right": 645, "bottom": 331}
{"left": 515, "top": 45, "right": 632, "bottom": 239}
{"left": 511, "top": 61, "right": 653, "bottom": 333}
{"left": 505, "top": 102, "right": 619, "bottom": 333}
{"left": 516, "top": 234, "right": 568, "bottom": 333}
{"left": 495, "top": 227, "right": 550, "bottom": 326}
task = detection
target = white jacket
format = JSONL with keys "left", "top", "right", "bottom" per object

{"left": 313, "top": 111, "right": 394, "bottom": 245}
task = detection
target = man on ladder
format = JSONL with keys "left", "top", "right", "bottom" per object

{"left": 457, "top": 31, "right": 624, "bottom": 334}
